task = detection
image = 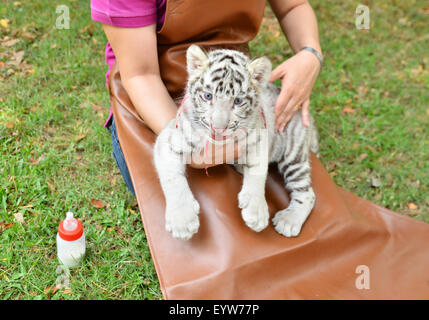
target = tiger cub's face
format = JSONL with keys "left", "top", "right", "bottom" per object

{"left": 185, "top": 45, "right": 271, "bottom": 140}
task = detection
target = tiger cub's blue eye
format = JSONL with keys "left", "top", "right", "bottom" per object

{"left": 203, "top": 92, "right": 213, "bottom": 101}
{"left": 234, "top": 98, "right": 243, "bottom": 105}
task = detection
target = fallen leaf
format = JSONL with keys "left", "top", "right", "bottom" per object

{"left": 5, "top": 122, "right": 14, "bottom": 129}
{"left": 325, "top": 161, "right": 336, "bottom": 171}
{"left": 21, "top": 31, "right": 36, "bottom": 41}
{"left": 358, "top": 153, "right": 368, "bottom": 161}
{"left": 10, "top": 50, "right": 24, "bottom": 66}
{"left": 62, "top": 289, "right": 72, "bottom": 295}
{"left": 142, "top": 280, "right": 151, "bottom": 286}
{"left": 75, "top": 134, "right": 87, "bottom": 143}
{"left": 0, "top": 222, "right": 14, "bottom": 230}
{"left": 0, "top": 19, "right": 10, "bottom": 29}
{"left": 44, "top": 286, "right": 59, "bottom": 296}
{"left": 13, "top": 212, "right": 25, "bottom": 223}
{"left": 92, "top": 104, "right": 103, "bottom": 112}
{"left": 3, "top": 38, "right": 19, "bottom": 47}
{"left": 46, "top": 181, "right": 56, "bottom": 193}
{"left": 91, "top": 199, "right": 105, "bottom": 209}
{"left": 21, "top": 204, "right": 34, "bottom": 209}
{"left": 29, "top": 155, "right": 45, "bottom": 164}
{"left": 370, "top": 176, "right": 382, "bottom": 188}
{"left": 407, "top": 203, "right": 418, "bottom": 210}
{"left": 79, "top": 24, "right": 95, "bottom": 36}
{"left": 358, "top": 85, "right": 368, "bottom": 95}
{"left": 342, "top": 107, "right": 355, "bottom": 114}
{"left": 410, "top": 65, "right": 423, "bottom": 76}
{"left": 398, "top": 17, "right": 408, "bottom": 25}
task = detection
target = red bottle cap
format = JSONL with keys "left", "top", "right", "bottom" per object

{"left": 58, "top": 217, "right": 83, "bottom": 241}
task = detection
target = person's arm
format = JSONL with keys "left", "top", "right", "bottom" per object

{"left": 102, "top": 23, "right": 178, "bottom": 135}
{"left": 268, "top": 0, "right": 322, "bottom": 131}
{"left": 102, "top": 24, "right": 239, "bottom": 168}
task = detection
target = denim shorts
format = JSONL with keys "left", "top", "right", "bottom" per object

{"left": 107, "top": 116, "right": 136, "bottom": 197}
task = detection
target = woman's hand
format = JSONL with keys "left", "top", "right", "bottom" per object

{"left": 269, "top": 49, "right": 321, "bottom": 132}
{"left": 188, "top": 139, "right": 242, "bottom": 169}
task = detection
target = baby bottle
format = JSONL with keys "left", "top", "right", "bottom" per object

{"left": 56, "top": 212, "right": 85, "bottom": 268}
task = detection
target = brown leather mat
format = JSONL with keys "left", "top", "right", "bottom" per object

{"left": 109, "top": 64, "right": 429, "bottom": 299}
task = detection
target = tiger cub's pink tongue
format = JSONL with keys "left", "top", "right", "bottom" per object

{"left": 210, "top": 133, "right": 227, "bottom": 141}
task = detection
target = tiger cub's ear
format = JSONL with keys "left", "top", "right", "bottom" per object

{"left": 186, "top": 45, "right": 209, "bottom": 76}
{"left": 248, "top": 56, "right": 272, "bottom": 87}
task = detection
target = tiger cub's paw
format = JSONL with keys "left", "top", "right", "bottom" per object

{"left": 239, "top": 190, "right": 269, "bottom": 232}
{"left": 165, "top": 197, "right": 200, "bottom": 240}
{"left": 272, "top": 207, "right": 307, "bottom": 237}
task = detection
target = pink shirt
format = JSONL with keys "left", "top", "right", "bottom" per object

{"left": 90, "top": 0, "right": 167, "bottom": 126}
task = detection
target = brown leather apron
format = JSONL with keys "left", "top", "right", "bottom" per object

{"left": 109, "top": 0, "right": 429, "bottom": 299}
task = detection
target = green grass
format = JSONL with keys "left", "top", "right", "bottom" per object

{"left": 0, "top": 0, "right": 428, "bottom": 299}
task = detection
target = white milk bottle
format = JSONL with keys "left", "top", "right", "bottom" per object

{"left": 56, "top": 212, "right": 85, "bottom": 268}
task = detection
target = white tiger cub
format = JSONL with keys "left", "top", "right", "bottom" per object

{"left": 154, "top": 45, "right": 319, "bottom": 240}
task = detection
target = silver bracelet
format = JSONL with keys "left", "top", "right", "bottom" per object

{"left": 300, "top": 46, "right": 323, "bottom": 69}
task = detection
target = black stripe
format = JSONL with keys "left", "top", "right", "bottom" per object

{"left": 193, "top": 86, "right": 202, "bottom": 94}
{"left": 278, "top": 158, "right": 289, "bottom": 173}
{"left": 287, "top": 168, "right": 310, "bottom": 184}
{"left": 288, "top": 136, "right": 305, "bottom": 166}
{"left": 212, "top": 67, "right": 224, "bottom": 75}
{"left": 219, "top": 55, "right": 239, "bottom": 65}
{"left": 283, "top": 164, "right": 302, "bottom": 179}
{"left": 235, "top": 71, "right": 245, "bottom": 81}
{"left": 234, "top": 77, "right": 242, "bottom": 87}
{"left": 289, "top": 186, "right": 310, "bottom": 193}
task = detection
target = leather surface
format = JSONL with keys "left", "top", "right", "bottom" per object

{"left": 108, "top": 0, "right": 429, "bottom": 299}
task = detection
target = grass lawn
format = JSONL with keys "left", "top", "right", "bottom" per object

{"left": 0, "top": 0, "right": 427, "bottom": 299}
